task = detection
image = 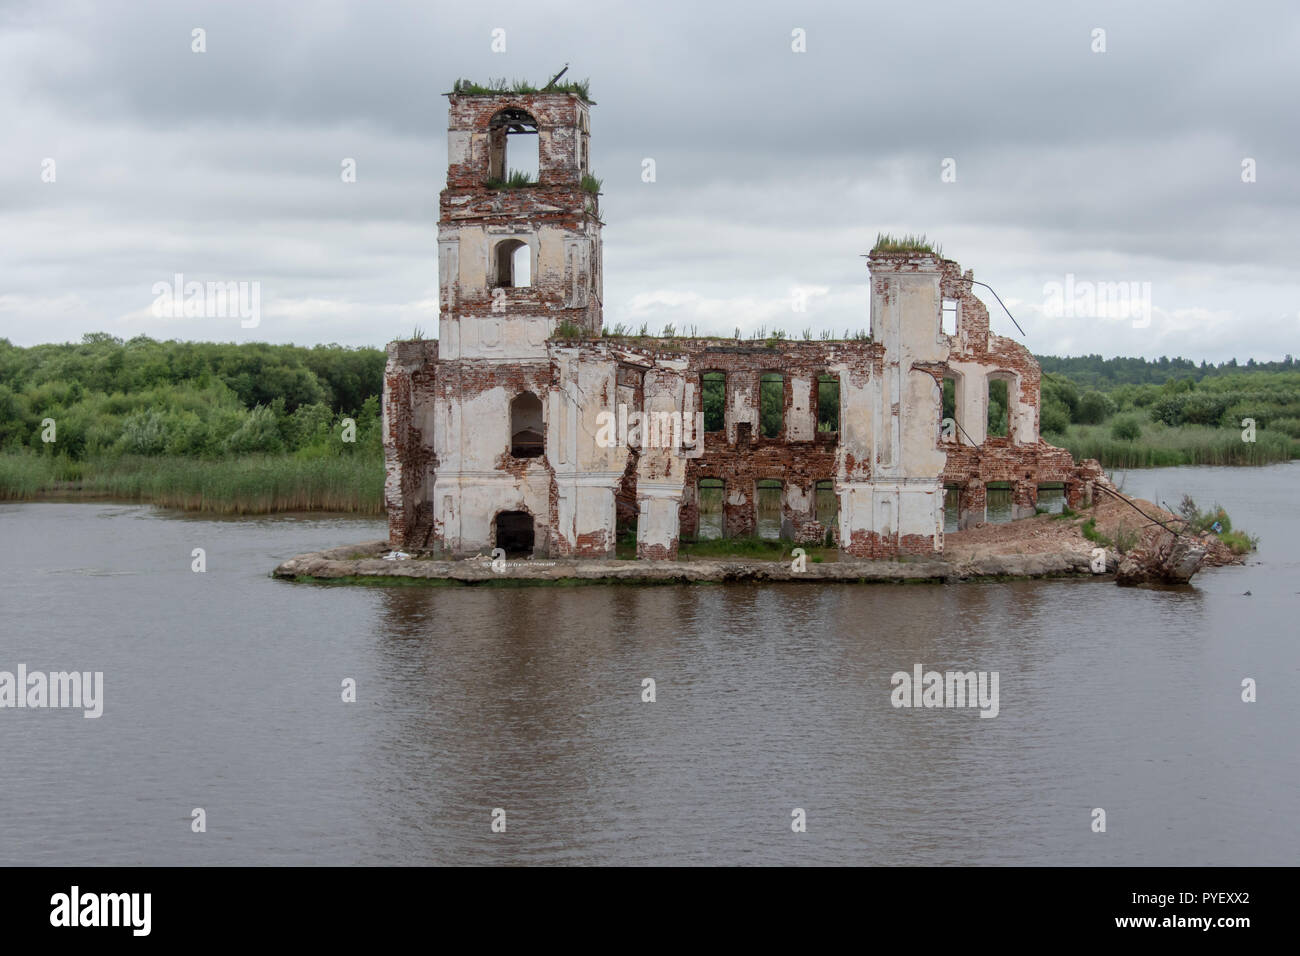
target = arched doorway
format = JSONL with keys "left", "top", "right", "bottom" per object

{"left": 495, "top": 511, "right": 534, "bottom": 556}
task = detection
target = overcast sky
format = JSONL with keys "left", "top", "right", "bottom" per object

{"left": 2, "top": 0, "right": 1298, "bottom": 361}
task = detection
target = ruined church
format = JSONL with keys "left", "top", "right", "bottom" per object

{"left": 382, "top": 86, "right": 1100, "bottom": 560}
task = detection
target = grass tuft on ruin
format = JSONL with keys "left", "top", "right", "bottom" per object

{"left": 485, "top": 169, "right": 537, "bottom": 189}
{"left": 872, "top": 232, "right": 941, "bottom": 256}
{"left": 450, "top": 76, "right": 593, "bottom": 102}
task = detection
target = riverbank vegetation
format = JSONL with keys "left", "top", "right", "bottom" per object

{"left": 0, "top": 335, "right": 385, "bottom": 512}
{"left": 1036, "top": 365, "right": 1300, "bottom": 467}
{"left": 0, "top": 336, "right": 1296, "bottom": 513}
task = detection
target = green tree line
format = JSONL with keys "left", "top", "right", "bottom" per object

{"left": 0, "top": 334, "right": 385, "bottom": 460}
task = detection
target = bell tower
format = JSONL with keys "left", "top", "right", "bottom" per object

{"left": 437, "top": 87, "right": 603, "bottom": 360}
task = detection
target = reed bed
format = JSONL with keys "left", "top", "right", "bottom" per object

{"left": 1050, "top": 424, "right": 1297, "bottom": 468}
{"left": 0, "top": 453, "right": 385, "bottom": 514}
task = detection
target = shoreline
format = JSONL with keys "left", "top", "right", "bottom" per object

{"left": 271, "top": 491, "right": 1249, "bottom": 587}
{"left": 272, "top": 539, "right": 1114, "bottom": 586}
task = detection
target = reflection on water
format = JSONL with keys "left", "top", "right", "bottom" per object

{"left": 1, "top": 462, "right": 1296, "bottom": 865}
{"left": 985, "top": 484, "right": 1013, "bottom": 524}
{"left": 697, "top": 483, "right": 723, "bottom": 540}
{"left": 1036, "top": 484, "right": 1065, "bottom": 515}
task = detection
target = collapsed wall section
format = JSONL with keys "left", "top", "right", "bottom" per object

{"left": 383, "top": 340, "right": 438, "bottom": 548}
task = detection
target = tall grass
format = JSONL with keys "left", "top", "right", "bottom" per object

{"left": 0, "top": 452, "right": 384, "bottom": 514}
{"left": 872, "top": 232, "right": 940, "bottom": 256}
{"left": 1050, "top": 423, "right": 1297, "bottom": 467}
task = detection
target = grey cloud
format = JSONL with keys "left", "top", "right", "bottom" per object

{"left": 1, "top": 0, "right": 1297, "bottom": 361}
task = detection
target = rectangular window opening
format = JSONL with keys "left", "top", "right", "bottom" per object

{"left": 817, "top": 374, "right": 839, "bottom": 433}
{"left": 697, "top": 478, "right": 724, "bottom": 541}
{"left": 815, "top": 479, "right": 838, "bottom": 532}
{"left": 943, "top": 485, "right": 961, "bottom": 534}
{"left": 986, "top": 481, "right": 1013, "bottom": 524}
{"left": 756, "top": 479, "right": 783, "bottom": 540}
{"left": 760, "top": 373, "right": 784, "bottom": 440}
{"left": 1036, "top": 482, "right": 1066, "bottom": 515}
{"left": 942, "top": 298, "right": 958, "bottom": 337}
{"left": 702, "top": 372, "right": 726, "bottom": 432}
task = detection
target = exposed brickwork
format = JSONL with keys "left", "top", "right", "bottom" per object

{"left": 442, "top": 92, "right": 602, "bottom": 334}
{"left": 382, "top": 86, "right": 1104, "bottom": 562}
{"left": 383, "top": 340, "right": 438, "bottom": 548}
{"left": 636, "top": 541, "right": 676, "bottom": 561}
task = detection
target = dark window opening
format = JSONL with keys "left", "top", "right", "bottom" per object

{"left": 510, "top": 391, "right": 544, "bottom": 458}
{"left": 495, "top": 511, "right": 535, "bottom": 556}
{"left": 760, "top": 373, "right": 784, "bottom": 439}
{"left": 702, "top": 372, "right": 725, "bottom": 432}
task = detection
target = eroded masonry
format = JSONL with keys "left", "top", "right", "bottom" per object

{"left": 383, "top": 88, "right": 1105, "bottom": 560}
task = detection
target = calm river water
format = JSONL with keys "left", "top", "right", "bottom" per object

{"left": 1, "top": 464, "right": 1296, "bottom": 865}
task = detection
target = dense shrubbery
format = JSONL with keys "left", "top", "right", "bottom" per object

{"left": 0, "top": 334, "right": 384, "bottom": 461}
{"left": 1035, "top": 362, "right": 1299, "bottom": 465}
{"left": 0, "top": 334, "right": 385, "bottom": 511}
{"left": 1109, "top": 415, "right": 1142, "bottom": 441}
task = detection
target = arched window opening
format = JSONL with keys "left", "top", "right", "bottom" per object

{"left": 510, "top": 391, "right": 544, "bottom": 458}
{"left": 488, "top": 108, "right": 539, "bottom": 184}
{"left": 494, "top": 239, "right": 531, "bottom": 289}
{"left": 987, "top": 374, "right": 1013, "bottom": 438}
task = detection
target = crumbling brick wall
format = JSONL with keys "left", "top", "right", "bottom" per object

{"left": 383, "top": 340, "right": 438, "bottom": 548}
{"left": 382, "top": 87, "right": 1095, "bottom": 560}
